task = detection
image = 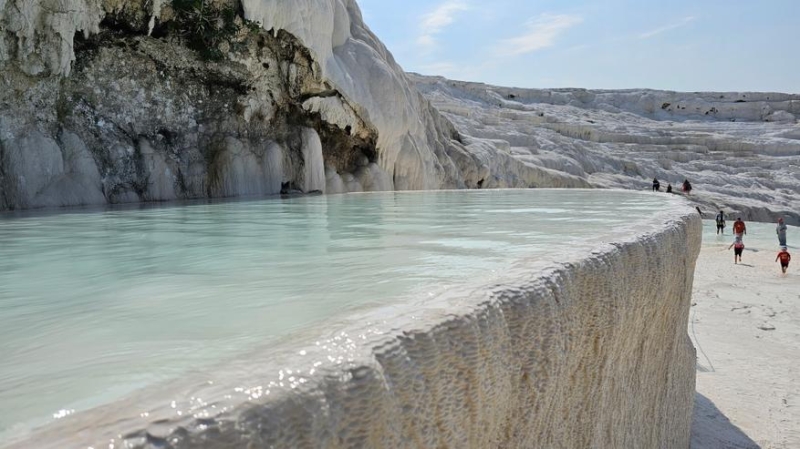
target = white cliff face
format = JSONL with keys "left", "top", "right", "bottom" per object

{"left": 1, "top": 0, "right": 589, "bottom": 211}
{"left": 243, "top": 0, "right": 442, "bottom": 189}
{"left": 413, "top": 75, "right": 800, "bottom": 224}
{"left": 2, "top": 0, "right": 798, "bottom": 221}
{"left": 0, "top": 0, "right": 103, "bottom": 76}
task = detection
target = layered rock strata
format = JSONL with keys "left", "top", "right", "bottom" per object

{"left": 0, "top": 0, "right": 585, "bottom": 211}
{"left": 5, "top": 194, "right": 701, "bottom": 449}
{"left": 413, "top": 75, "right": 800, "bottom": 224}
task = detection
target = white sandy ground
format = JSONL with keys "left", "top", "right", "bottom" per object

{"left": 690, "top": 221, "right": 800, "bottom": 449}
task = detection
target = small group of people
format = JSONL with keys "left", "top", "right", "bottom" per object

{"left": 717, "top": 211, "right": 791, "bottom": 274}
{"left": 652, "top": 178, "right": 692, "bottom": 195}
{"left": 724, "top": 215, "right": 747, "bottom": 264}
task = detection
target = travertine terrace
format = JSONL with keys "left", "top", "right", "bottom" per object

{"left": 2, "top": 192, "right": 702, "bottom": 448}
{"left": 413, "top": 75, "right": 800, "bottom": 224}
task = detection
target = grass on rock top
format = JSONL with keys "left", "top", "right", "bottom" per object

{"left": 164, "top": 0, "right": 259, "bottom": 61}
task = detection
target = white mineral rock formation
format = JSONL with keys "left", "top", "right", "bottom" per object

{"left": 1, "top": 0, "right": 798, "bottom": 223}
{"left": 0, "top": 0, "right": 586, "bottom": 211}
{"left": 412, "top": 75, "right": 800, "bottom": 224}
{"left": 300, "top": 127, "right": 326, "bottom": 193}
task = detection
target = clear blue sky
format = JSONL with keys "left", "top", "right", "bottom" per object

{"left": 357, "top": 0, "right": 799, "bottom": 93}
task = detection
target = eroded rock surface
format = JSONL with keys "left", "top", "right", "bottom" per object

{"left": 413, "top": 75, "right": 800, "bottom": 224}
{"left": 1, "top": 0, "right": 580, "bottom": 211}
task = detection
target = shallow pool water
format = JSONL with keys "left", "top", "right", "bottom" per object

{"left": 701, "top": 218, "right": 796, "bottom": 250}
{"left": 0, "top": 189, "right": 674, "bottom": 440}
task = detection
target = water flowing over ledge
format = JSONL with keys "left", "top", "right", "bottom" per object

{"left": 1, "top": 190, "right": 701, "bottom": 448}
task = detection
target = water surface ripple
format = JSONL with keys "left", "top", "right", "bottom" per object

{"left": 0, "top": 189, "right": 671, "bottom": 439}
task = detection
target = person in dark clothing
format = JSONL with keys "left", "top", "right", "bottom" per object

{"left": 666, "top": 183, "right": 673, "bottom": 193}
{"left": 682, "top": 179, "right": 692, "bottom": 195}
{"left": 652, "top": 178, "right": 661, "bottom": 192}
{"left": 715, "top": 211, "right": 726, "bottom": 234}
{"left": 777, "top": 218, "right": 788, "bottom": 247}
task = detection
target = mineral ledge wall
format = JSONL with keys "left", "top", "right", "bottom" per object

{"left": 6, "top": 203, "right": 701, "bottom": 449}
{"left": 411, "top": 75, "right": 800, "bottom": 226}
{"left": 0, "top": 0, "right": 587, "bottom": 211}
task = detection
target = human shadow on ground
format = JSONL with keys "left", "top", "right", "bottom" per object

{"left": 691, "top": 393, "right": 761, "bottom": 449}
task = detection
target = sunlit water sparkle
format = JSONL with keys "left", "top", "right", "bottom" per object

{"left": 0, "top": 189, "right": 676, "bottom": 440}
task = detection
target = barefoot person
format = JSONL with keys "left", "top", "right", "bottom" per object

{"left": 777, "top": 218, "right": 787, "bottom": 247}
{"left": 776, "top": 246, "right": 791, "bottom": 274}
{"left": 729, "top": 237, "right": 745, "bottom": 264}
{"left": 652, "top": 178, "right": 661, "bottom": 192}
{"left": 715, "top": 211, "right": 726, "bottom": 235}
{"left": 682, "top": 179, "right": 692, "bottom": 195}
{"left": 733, "top": 218, "right": 747, "bottom": 238}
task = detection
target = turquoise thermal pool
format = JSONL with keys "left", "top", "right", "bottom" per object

{"left": 0, "top": 189, "right": 676, "bottom": 441}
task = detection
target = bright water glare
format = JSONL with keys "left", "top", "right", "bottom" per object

{"left": 0, "top": 189, "right": 669, "bottom": 439}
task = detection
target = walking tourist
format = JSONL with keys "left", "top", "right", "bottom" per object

{"left": 652, "top": 178, "right": 661, "bottom": 192}
{"left": 729, "top": 237, "right": 745, "bottom": 264}
{"left": 776, "top": 247, "right": 791, "bottom": 274}
{"left": 682, "top": 179, "right": 692, "bottom": 195}
{"left": 777, "top": 218, "right": 787, "bottom": 247}
{"left": 715, "top": 211, "right": 726, "bottom": 235}
{"left": 733, "top": 218, "right": 747, "bottom": 238}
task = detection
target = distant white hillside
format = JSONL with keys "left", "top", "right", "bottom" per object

{"left": 412, "top": 74, "right": 800, "bottom": 225}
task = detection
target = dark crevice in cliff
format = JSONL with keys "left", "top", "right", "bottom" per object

{"left": 0, "top": 144, "right": 11, "bottom": 210}
{"left": 298, "top": 90, "right": 340, "bottom": 103}
{"left": 279, "top": 102, "right": 378, "bottom": 173}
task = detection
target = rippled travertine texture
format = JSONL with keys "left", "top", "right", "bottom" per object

{"left": 412, "top": 74, "right": 800, "bottom": 225}
{"left": 10, "top": 205, "right": 701, "bottom": 449}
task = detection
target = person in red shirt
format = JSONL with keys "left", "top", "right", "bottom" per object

{"left": 729, "top": 237, "right": 745, "bottom": 264}
{"left": 733, "top": 218, "right": 746, "bottom": 237}
{"left": 776, "top": 247, "right": 791, "bottom": 274}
